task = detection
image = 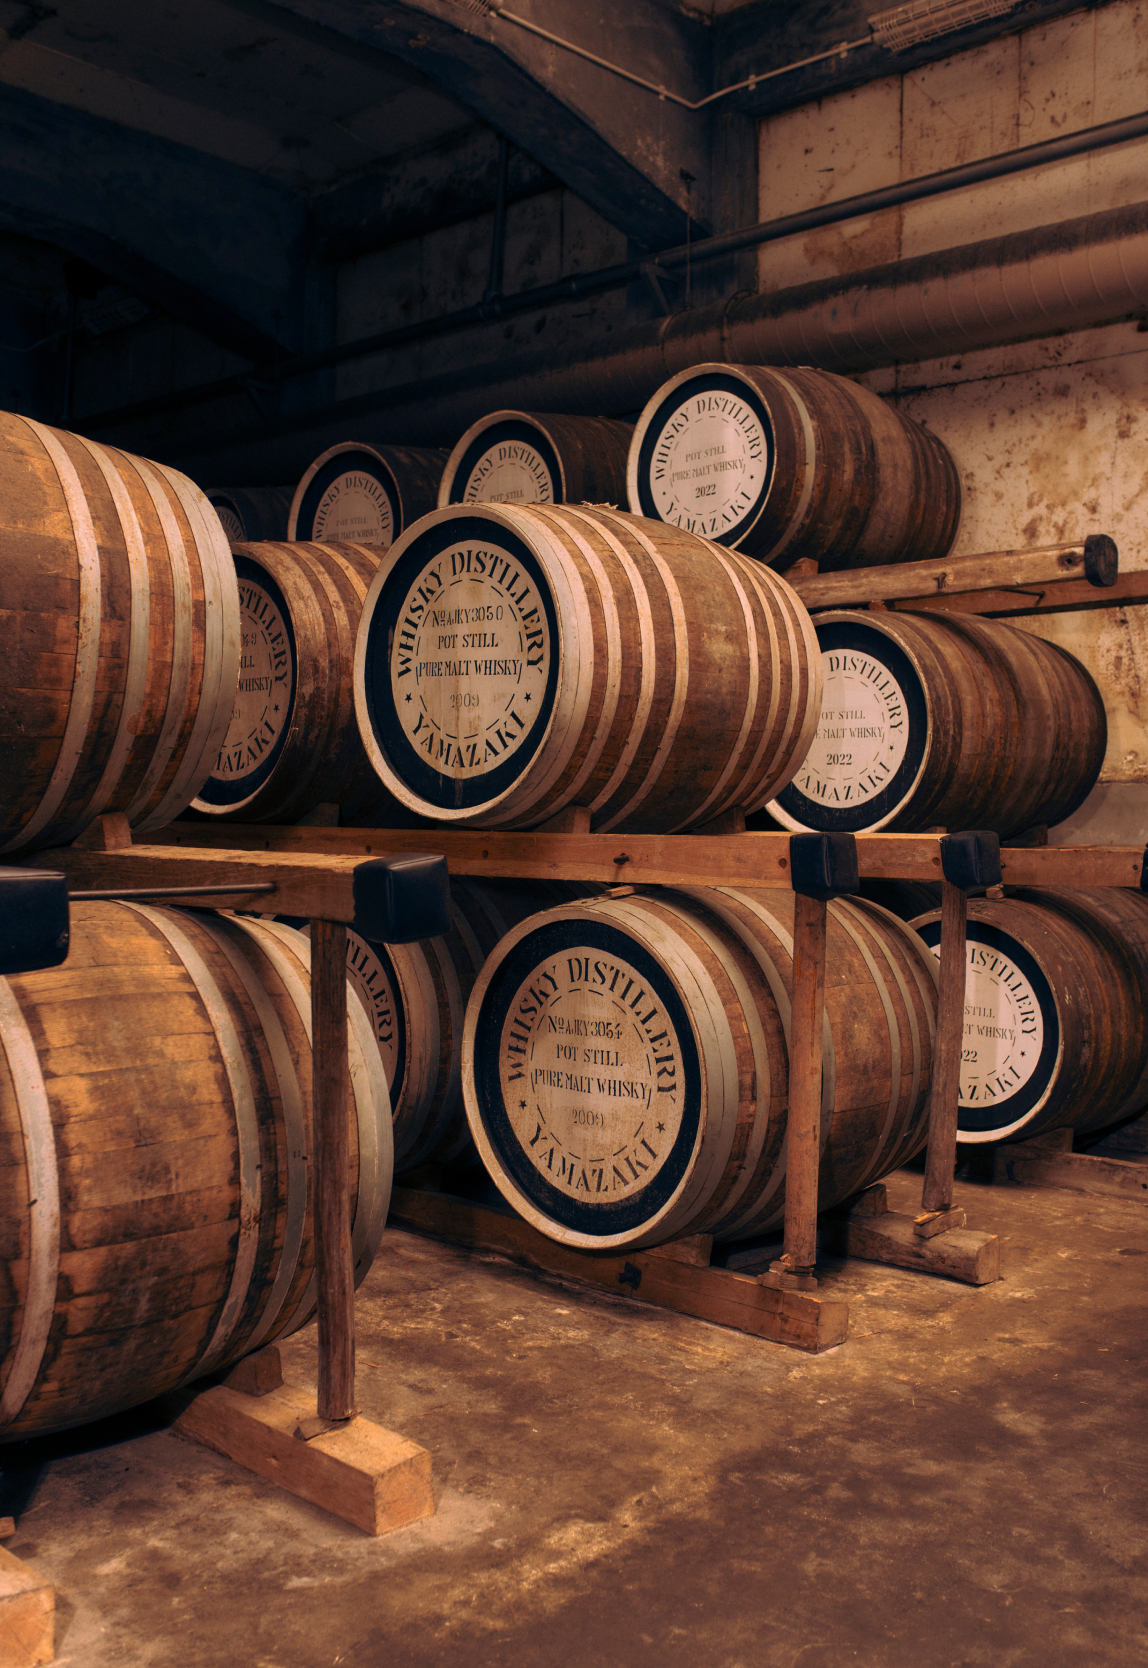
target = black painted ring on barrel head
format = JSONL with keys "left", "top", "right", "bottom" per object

{"left": 1084, "top": 533, "right": 1118, "bottom": 587}
{"left": 789, "top": 833, "right": 860, "bottom": 899}
{"left": 0, "top": 867, "right": 70, "bottom": 973}
{"left": 940, "top": 830, "right": 1002, "bottom": 891}
{"left": 352, "top": 853, "right": 450, "bottom": 943}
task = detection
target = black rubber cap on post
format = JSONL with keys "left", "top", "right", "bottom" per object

{"left": 940, "top": 831, "right": 1002, "bottom": 891}
{"left": 1084, "top": 533, "right": 1118, "bottom": 588}
{"left": 352, "top": 853, "right": 451, "bottom": 943}
{"left": 0, "top": 868, "right": 70, "bottom": 974}
{"left": 789, "top": 832, "right": 859, "bottom": 900}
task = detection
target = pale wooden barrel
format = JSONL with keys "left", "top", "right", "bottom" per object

{"left": 626, "top": 363, "right": 961, "bottom": 573}
{"left": 438, "top": 411, "right": 633, "bottom": 509}
{"left": 344, "top": 877, "right": 598, "bottom": 1174}
{"left": 0, "top": 413, "right": 240, "bottom": 856}
{"left": 0, "top": 902, "right": 391, "bottom": 1441}
{"left": 461, "top": 887, "right": 937, "bottom": 1250}
{"left": 912, "top": 888, "right": 1148, "bottom": 1145}
{"left": 207, "top": 486, "right": 294, "bottom": 543}
{"left": 767, "top": 610, "right": 1105, "bottom": 839}
{"left": 352, "top": 503, "right": 821, "bottom": 831}
{"left": 288, "top": 442, "right": 448, "bottom": 545}
{"left": 191, "top": 540, "right": 423, "bottom": 825}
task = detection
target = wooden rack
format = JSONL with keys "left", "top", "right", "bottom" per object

{"left": 57, "top": 822, "right": 1143, "bottom": 1359}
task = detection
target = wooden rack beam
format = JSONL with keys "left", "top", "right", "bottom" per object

{"left": 789, "top": 535, "right": 1131, "bottom": 616}
{"left": 142, "top": 826, "right": 1145, "bottom": 892}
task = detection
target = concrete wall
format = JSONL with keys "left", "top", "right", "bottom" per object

{"left": 334, "top": 184, "right": 627, "bottom": 407}
{"left": 758, "top": 0, "right": 1148, "bottom": 820}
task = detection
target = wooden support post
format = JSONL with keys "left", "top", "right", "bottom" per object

{"left": 920, "top": 879, "right": 967, "bottom": 1219}
{"left": 779, "top": 893, "right": 828, "bottom": 1279}
{"left": 311, "top": 918, "right": 356, "bottom": 1422}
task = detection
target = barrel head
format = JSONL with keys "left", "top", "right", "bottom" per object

{"left": 0, "top": 868, "right": 70, "bottom": 972}
{"left": 352, "top": 853, "right": 450, "bottom": 944}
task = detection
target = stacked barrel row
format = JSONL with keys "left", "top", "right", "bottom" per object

{"left": 214, "top": 360, "right": 962, "bottom": 579}
{"left": 0, "top": 416, "right": 397, "bottom": 1441}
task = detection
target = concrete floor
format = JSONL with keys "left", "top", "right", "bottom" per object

{"left": 2, "top": 1168, "right": 1146, "bottom": 1668}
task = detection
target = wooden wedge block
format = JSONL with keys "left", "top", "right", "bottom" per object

{"left": 839, "top": 1208, "right": 1000, "bottom": 1285}
{"left": 913, "top": 1208, "right": 967, "bottom": 1239}
{"left": 993, "top": 1143, "right": 1148, "bottom": 1203}
{"left": 220, "top": 1345, "right": 283, "bottom": 1398}
{"left": 0, "top": 1545, "right": 54, "bottom": 1668}
{"left": 171, "top": 1383, "right": 434, "bottom": 1537}
{"left": 645, "top": 1233, "right": 713, "bottom": 1267}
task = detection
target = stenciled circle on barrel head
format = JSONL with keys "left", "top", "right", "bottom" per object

{"left": 346, "top": 930, "right": 405, "bottom": 1102}
{"left": 294, "top": 449, "right": 399, "bottom": 545}
{"left": 197, "top": 555, "right": 297, "bottom": 806}
{"left": 362, "top": 515, "right": 560, "bottom": 812}
{"left": 915, "top": 917, "right": 1059, "bottom": 1136}
{"left": 472, "top": 915, "right": 702, "bottom": 1235}
{"left": 210, "top": 498, "right": 245, "bottom": 543}
{"left": 633, "top": 371, "right": 775, "bottom": 544}
{"left": 446, "top": 419, "right": 562, "bottom": 507}
{"left": 773, "top": 619, "right": 929, "bottom": 831}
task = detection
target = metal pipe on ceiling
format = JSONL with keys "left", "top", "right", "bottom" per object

{"left": 171, "top": 196, "right": 1148, "bottom": 484}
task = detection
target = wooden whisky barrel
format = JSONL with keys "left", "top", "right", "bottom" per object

{"left": 462, "top": 887, "right": 937, "bottom": 1250}
{"left": 344, "top": 877, "right": 598, "bottom": 1174}
{"left": 0, "top": 413, "right": 241, "bottom": 856}
{"left": 912, "top": 888, "right": 1148, "bottom": 1145}
{"left": 207, "top": 486, "right": 294, "bottom": 543}
{"left": 768, "top": 610, "right": 1105, "bottom": 839}
{"left": 438, "top": 411, "right": 633, "bottom": 509}
{"left": 288, "top": 442, "right": 448, "bottom": 545}
{"left": 0, "top": 903, "right": 391, "bottom": 1441}
{"left": 191, "top": 540, "right": 424, "bottom": 826}
{"left": 626, "top": 363, "right": 961, "bottom": 573}
{"left": 353, "top": 502, "right": 821, "bottom": 831}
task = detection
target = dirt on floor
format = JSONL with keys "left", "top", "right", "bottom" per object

{"left": 2, "top": 1169, "right": 1146, "bottom": 1668}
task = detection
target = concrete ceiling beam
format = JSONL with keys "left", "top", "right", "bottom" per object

{"left": 263, "top": 0, "right": 714, "bottom": 249}
{"left": 311, "top": 124, "right": 557, "bottom": 260}
{"left": 0, "top": 81, "right": 308, "bottom": 360}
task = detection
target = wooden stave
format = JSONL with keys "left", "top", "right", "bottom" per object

{"left": 347, "top": 877, "right": 599, "bottom": 1174}
{"left": 206, "top": 486, "right": 295, "bottom": 543}
{"left": 352, "top": 502, "right": 821, "bottom": 832}
{"left": 0, "top": 416, "right": 240, "bottom": 855}
{"left": 0, "top": 902, "right": 391, "bottom": 1442}
{"left": 191, "top": 540, "right": 423, "bottom": 826}
{"left": 438, "top": 410, "right": 634, "bottom": 509}
{"left": 768, "top": 608, "right": 1106, "bottom": 838}
{"left": 912, "top": 889, "right": 1148, "bottom": 1144}
{"left": 288, "top": 442, "right": 448, "bottom": 544}
{"left": 460, "top": 886, "right": 936, "bottom": 1251}
{"left": 624, "top": 363, "right": 961, "bottom": 574}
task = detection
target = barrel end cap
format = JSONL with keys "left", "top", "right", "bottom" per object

{"left": 789, "top": 832, "right": 860, "bottom": 899}
{"left": 352, "top": 852, "right": 450, "bottom": 943}
{"left": 0, "top": 867, "right": 70, "bottom": 974}
{"left": 940, "top": 830, "right": 1001, "bottom": 891}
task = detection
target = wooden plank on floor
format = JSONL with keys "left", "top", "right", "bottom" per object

{"left": 993, "top": 1144, "right": 1148, "bottom": 1202}
{"left": 388, "top": 1188, "right": 849, "bottom": 1354}
{"left": 170, "top": 1383, "right": 434, "bottom": 1537}
{"left": 0, "top": 1545, "right": 54, "bottom": 1668}
{"left": 833, "top": 1211, "right": 1000, "bottom": 1285}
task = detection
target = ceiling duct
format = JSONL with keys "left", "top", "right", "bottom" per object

{"left": 867, "top": 0, "right": 1019, "bottom": 53}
